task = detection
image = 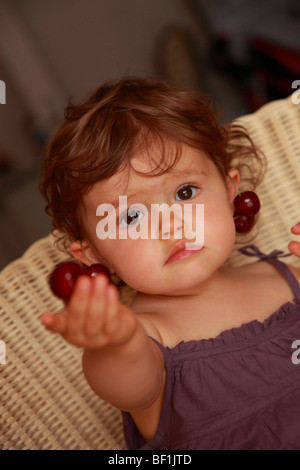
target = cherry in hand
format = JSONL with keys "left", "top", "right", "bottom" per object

{"left": 233, "top": 190, "right": 260, "bottom": 233}
{"left": 84, "top": 263, "right": 110, "bottom": 278}
{"left": 49, "top": 261, "right": 83, "bottom": 301}
{"left": 49, "top": 261, "right": 111, "bottom": 301}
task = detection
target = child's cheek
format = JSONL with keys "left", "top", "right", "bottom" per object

{"left": 204, "top": 199, "right": 235, "bottom": 239}
{"left": 114, "top": 241, "right": 159, "bottom": 291}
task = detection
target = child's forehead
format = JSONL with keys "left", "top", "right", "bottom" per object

{"left": 102, "top": 144, "right": 209, "bottom": 193}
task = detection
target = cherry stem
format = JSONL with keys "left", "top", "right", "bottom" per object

{"left": 80, "top": 240, "right": 91, "bottom": 266}
{"left": 229, "top": 176, "right": 241, "bottom": 197}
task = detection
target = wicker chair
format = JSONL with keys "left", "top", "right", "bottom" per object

{"left": 1, "top": 95, "right": 300, "bottom": 450}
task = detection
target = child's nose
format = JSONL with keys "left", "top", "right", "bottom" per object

{"left": 161, "top": 224, "right": 182, "bottom": 239}
{"left": 157, "top": 208, "right": 184, "bottom": 241}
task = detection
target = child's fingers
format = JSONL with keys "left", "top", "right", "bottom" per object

{"left": 103, "top": 283, "right": 120, "bottom": 336}
{"left": 66, "top": 275, "right": 92, "bottom": 334}
{"left": 291, "top": 223, "right": 300, "bottom": 234}
{"left": 84, "top": 275, "right": 110, "bottom": 337}
{"left": 289, "top": 224, "right": 300, "bottom": 258}
{"left": 41, "top": 312, "right": 68, "bottom": 334}
{"left": 288, "top": 241, "right": 300, "bottom": 257}
{"left": 42, "top": 274, "right": 123, "bottom": 348}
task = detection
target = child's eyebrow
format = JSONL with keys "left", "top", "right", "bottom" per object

{"left": 107, "top": 170, "right": 207, "bottom": 208}
{"left": 108, "top": 190, "right": 148, "bottom": 209}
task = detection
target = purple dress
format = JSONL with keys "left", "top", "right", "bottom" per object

{"left": 122, "top": 245, "right": 300, "bottom": 450}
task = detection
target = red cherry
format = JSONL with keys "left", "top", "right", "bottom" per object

{"left": 234, "top": 212, "right": 255, "bottom": 233}
{"left": 234, "top": 191, "right": 260, "bottom": 217}
{"left": 49, "top": 261, "right": 83, "bottom": 301}
{"left": 84, "top": 263, "right": 111, "bottom": 280}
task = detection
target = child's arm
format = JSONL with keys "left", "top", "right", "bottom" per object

{"left": 41, "top": 274, "right": 165, "bottom": 416}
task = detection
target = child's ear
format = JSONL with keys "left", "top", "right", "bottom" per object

{"left": 69, "top": 240, "right": 99, "bottom": 265}
{"left": 69, "top": 240, "right": 115, "bottom": 274}
{"left": 226, "top": 168, "right": 240, "bottom": 204}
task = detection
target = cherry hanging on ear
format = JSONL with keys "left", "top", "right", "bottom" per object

{"left": 79, "top": 240, "right": 111, "bottom": 279}
{"left": 83, "top": 263, "right": 110, "bottom": 279}
{"left": 234, "top": 191, "right": 260, "bottom": 217}
{"left": 234, "top": 212, "right": 256, "bottom": 233}
{"left": 230, "top": 178, "right": 261, "bottom": 233}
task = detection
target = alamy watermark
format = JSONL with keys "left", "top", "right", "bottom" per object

{"left": 0, "top": 80, "right": 6, "bottom": 104}
{"left": 0, "top": 340, "right": 6, "bottom": 364}
{"left": 95, "top": 197, "right": 204, "bottom": 249}
{"left": 291, "top": 340, "right": 300, "bottom": 365}
{"left": 291, "top": 80, "right": 300, "bottom": 104}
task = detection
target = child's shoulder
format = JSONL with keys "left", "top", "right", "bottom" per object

{"left": 238, "top": 257, "right": 300, "bottom": 302}
{"left": 238, "top": 255, "right": 300, "bottom": 279}
{"left": 286, "top": 262, "right": 300, "bottom": 285}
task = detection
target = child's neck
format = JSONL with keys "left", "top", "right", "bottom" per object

{"left": 131, "top": 266, "right": 230, "bottom": 312}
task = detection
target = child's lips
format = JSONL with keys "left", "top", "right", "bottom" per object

{"left": 165, "top": 241, "right": 203, "bottom": 265}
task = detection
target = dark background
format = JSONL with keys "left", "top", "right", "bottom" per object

{"left": 0, "top": 0, "right": 299, "bottom": 270}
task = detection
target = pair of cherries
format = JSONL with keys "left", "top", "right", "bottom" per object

{"left": 233, "top": 190, "right": 260, "bottom": 233}
{"left": 49, "top": 261, "right": 110, "bottom": 301}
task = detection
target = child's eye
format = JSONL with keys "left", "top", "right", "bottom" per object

{"left": 119, "top": 208, "right": 144, "bottom": 227}
{"left": 175, "top": 184, "right": 199, "bottom": 201}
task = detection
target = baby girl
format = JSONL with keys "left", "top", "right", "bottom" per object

{"left": 40, "top": 78, "right": 300, "bottom": 449}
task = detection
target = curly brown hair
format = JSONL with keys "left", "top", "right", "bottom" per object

{"left": 39, "top": 77, "right": 266, "bottom": 252}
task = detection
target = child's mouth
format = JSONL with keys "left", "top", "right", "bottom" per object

{"left": 165, "top": 241, "right": 203, "bottom": 265}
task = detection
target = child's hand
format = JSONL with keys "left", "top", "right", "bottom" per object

{"left": 41, "top": 274, "right": 137, "bottom": 350}
{"left": 289, "top": 223, "right": 300, "bottom": 257}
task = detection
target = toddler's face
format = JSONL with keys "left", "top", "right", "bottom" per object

{"left": 80, "top": 144, "right": 239, "bottom": 296}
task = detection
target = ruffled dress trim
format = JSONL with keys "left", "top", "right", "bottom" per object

{"left": 158, "top": 298, "right": 300, "bottom": 358}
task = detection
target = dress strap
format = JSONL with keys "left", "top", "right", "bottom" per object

{"left": 238, "top": 244, "right": 300, "bottom": 299}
